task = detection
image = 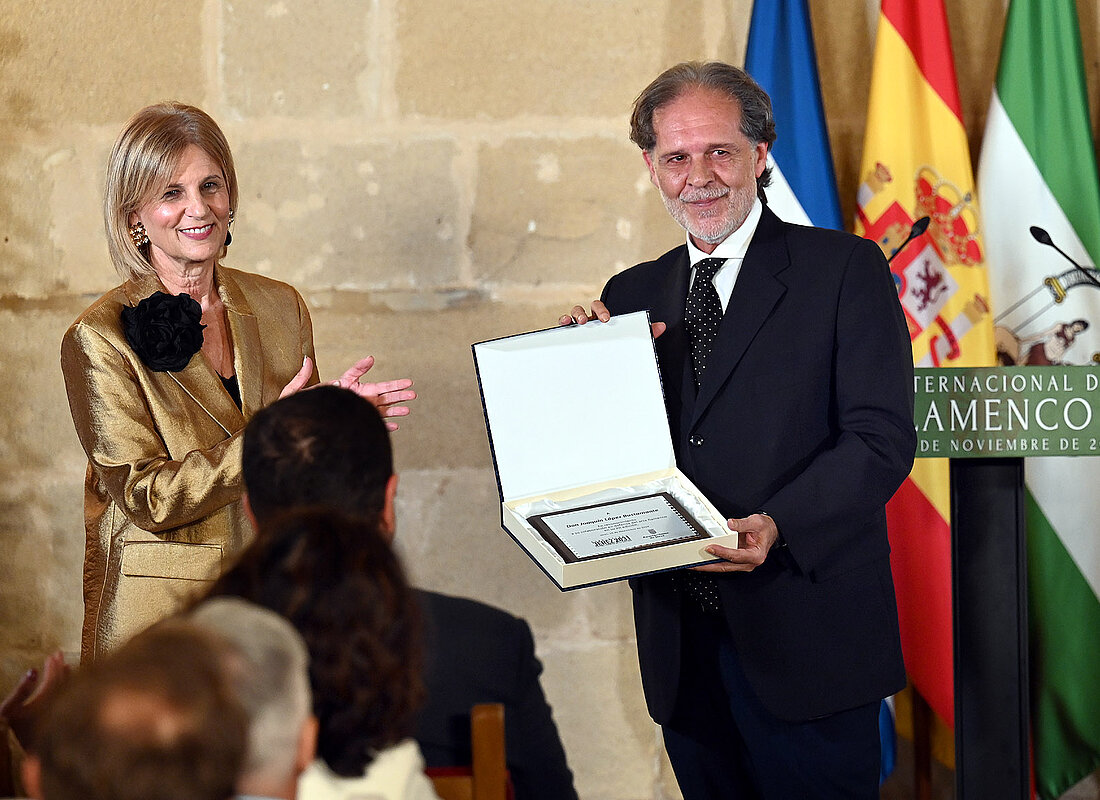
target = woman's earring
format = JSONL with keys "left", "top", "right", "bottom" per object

{"left": 225, "top": 209, "right": 234, "bottom": 248}
{"left": 128, "top": 222, "right": 149, "bottom": 248}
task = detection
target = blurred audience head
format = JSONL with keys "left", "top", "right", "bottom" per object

{"left": 206, "top": 508, "right": 422, "bottom": 778}
{"left": 23, "top": 620, "right": 247, "bottom": 800}
{"left": 191, "top": 597, "right": 317, "bottom": 800}
{"left": 242, "top": 385, "right": 395, "bottom": 538}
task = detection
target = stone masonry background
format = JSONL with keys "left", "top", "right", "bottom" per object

{"left": 2, "top": 2, "right": 1099, "bottom": 798}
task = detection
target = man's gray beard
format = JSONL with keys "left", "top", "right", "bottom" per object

{"left": 661, "top": 187, "right": 754, "bottom": 245}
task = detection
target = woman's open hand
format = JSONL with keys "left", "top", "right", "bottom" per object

{"left": 330, "top": 356, "right": 416, "bottom": 431}
{"left": 279, "top": 356, "right": 415, "bottom": 430}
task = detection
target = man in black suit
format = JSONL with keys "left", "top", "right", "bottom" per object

{"left": 563, "top": 62, "right": 916, "bottom": 799}
{"left": 239, "top": 387, "right": 578, "bottom": 800}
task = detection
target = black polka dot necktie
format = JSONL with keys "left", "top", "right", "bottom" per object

{"left": 682, "top": 257, "right": 726, "bottom": 612}
{"left": 684, "top": 257, "right": 726, "bottom": 387}
{"left": 682, "top": 569, "right": 722, "bottom": 613}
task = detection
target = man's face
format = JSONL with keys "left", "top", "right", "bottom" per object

{"left": 643, "top": 86, "right": 768, "bottom": 253}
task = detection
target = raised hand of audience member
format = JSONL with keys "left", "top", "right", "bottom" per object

{"left": 0, "top": 651, "right": 70, "bottom": 746}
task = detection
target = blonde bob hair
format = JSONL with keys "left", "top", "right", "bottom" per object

{"left": 104, "top": 102, "right": 238, "bottom": 281}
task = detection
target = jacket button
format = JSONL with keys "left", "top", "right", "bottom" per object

{"left": 689, "top": 435, "right": 704, "bottom": 447}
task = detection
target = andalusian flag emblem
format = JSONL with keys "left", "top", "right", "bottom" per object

{"left": 856, "top": 0, "right": 995, "bottom": 734}
{"left": 978, "top": 0, "right": 1100, "bottom": 795}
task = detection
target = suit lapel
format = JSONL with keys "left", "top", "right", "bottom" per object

{"left": 122, "top": 270, "right": 245, "bottom": 436}
{"left": 650, "top": 249, "right": 696, "bottom": 415}
{"left": 692, "top": 206, "right": 790, "bottom": 424}
{"left": 217, "top": 269, "right": 264, "bottom": 418}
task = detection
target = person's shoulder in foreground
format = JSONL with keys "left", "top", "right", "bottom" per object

{"left": 414, "top": 589, "right": 578, "bottom": 800}
{"left": 297, "top": 739, "right": 438, "bottom": 800}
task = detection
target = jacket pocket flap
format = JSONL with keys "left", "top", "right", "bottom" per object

{"left": 120, "top": 541, "right": 222, "bottom": 581}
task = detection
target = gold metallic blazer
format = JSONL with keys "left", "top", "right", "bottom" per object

{"left": 61, "top": 266, "right": 318, "bottom": 661}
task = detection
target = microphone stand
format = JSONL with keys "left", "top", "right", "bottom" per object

{"left": 1029, "top": 225, "right": 1100, "bottom": 288}
{"left": 888, "top": 216, "right": 931, "bottom": 264}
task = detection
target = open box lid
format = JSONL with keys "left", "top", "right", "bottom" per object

{"left": 473, "top": 312, "right": 675, "bottom": 503}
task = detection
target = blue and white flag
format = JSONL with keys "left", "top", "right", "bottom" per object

{"left": 745, "top": 0, "right": 843, "bottom": 230}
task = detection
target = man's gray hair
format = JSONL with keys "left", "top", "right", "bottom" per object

{"left": 191, "top": 598, "right": 312, "bottom": 785}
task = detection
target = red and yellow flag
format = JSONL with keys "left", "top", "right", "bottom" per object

{"left": 855, "top": 0, "right": 996, "bottom": 732}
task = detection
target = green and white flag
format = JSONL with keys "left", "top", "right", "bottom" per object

{"left": 978, "top": 0, "right": 1100, "bottom": 797}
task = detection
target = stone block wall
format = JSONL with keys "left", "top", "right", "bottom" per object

{"left": 2, "top": 1, "right": 1099, "bottom": 798}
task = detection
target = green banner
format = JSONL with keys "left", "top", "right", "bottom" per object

{"left": 915, "top": 366, "right": 1100, "bottom": 458}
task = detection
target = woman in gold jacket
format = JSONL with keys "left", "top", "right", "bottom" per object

{"left": 61, "top": 103, "right": 415, "bottom": 662}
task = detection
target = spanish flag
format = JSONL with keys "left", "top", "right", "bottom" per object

{"left": 855, "top": 0, "right": 996, "bottom": 734}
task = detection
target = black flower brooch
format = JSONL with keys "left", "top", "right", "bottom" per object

{"left": 121, "top": 291, "right": 206, "bottom": 372}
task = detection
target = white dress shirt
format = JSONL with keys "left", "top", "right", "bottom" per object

{"left": 685, "top": 198, "right": 764, "bottom": 312}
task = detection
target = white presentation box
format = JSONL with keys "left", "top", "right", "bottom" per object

{"left": 472, "top": 311, "right": 737, "bottom": 590}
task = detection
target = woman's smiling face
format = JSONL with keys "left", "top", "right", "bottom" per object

{"left": 130, "top": 144, "right": 231, "bottom": 277}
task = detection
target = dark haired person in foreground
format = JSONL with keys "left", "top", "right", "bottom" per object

{"left": 23, "top": 620, "right": 247, "bottom": 800}
{"left": 215, "top": 386, "right": 576, "bottom": 800}
{"left": 207, "top": 510, "right": 431, "bottom": 800}
{"left": 563, "top": 62, "right": 916, "bottom": 798}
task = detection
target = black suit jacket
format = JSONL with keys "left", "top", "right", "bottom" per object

{"left": 602, "top": 206, "right": 915, "bottom": 724}
{"left": 413, "top": 589, "right": 578, "bottom": 800}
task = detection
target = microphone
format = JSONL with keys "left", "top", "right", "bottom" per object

{"left": 887, "top": 216, "right": 931, "bottom": 264}
{"left": 1030, "top": 226, "right": 1100, "bottom": 288}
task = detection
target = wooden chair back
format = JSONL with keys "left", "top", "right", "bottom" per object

{"left": 427, "top": 703, "right": 510, "bottom": 800}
